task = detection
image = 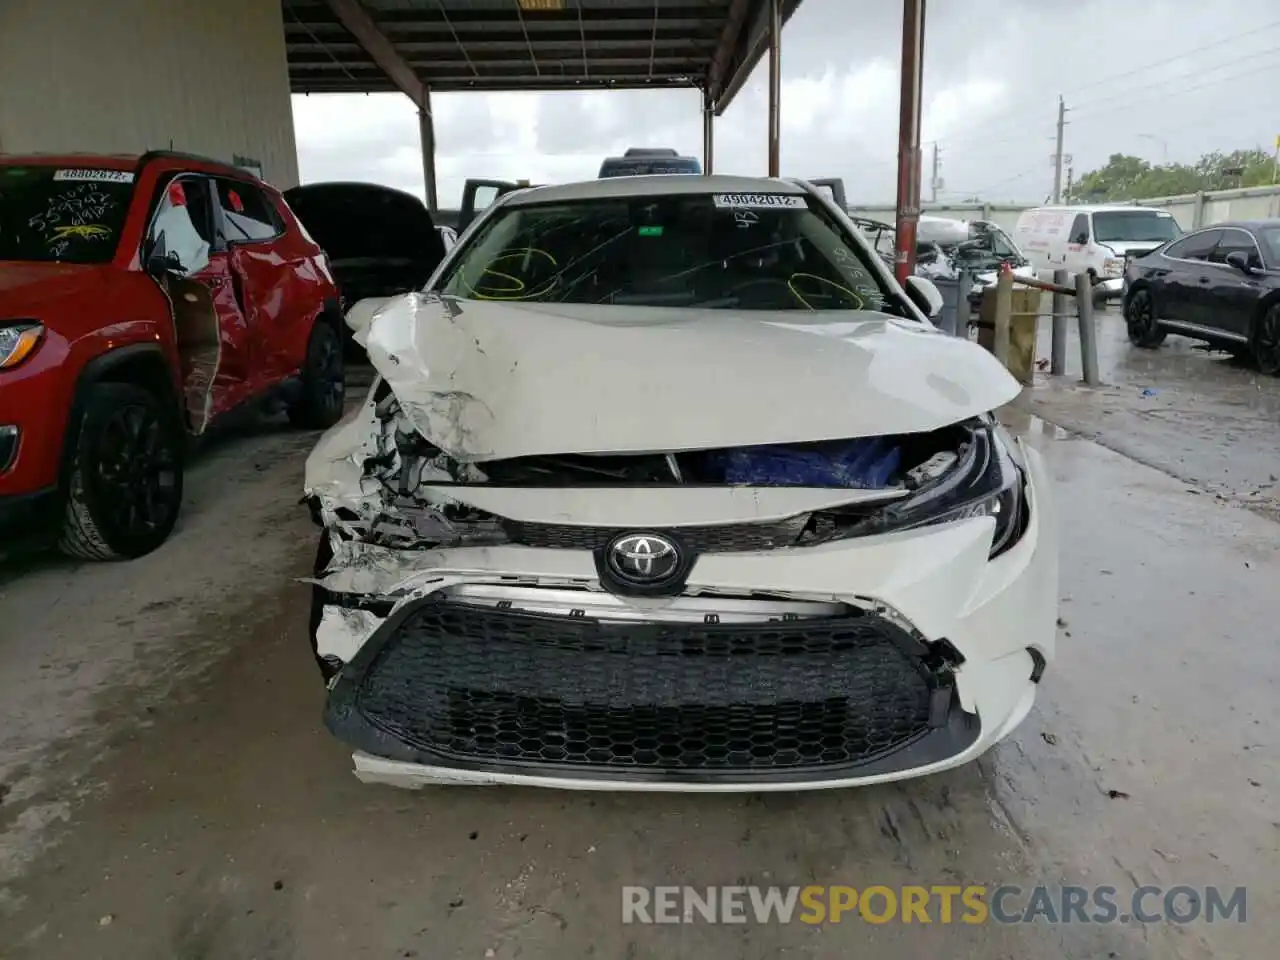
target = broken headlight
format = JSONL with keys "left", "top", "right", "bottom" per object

{"left": 860, "top": 421, "right": 1027, "bottom": 558}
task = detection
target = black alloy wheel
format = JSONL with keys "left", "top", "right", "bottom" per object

{"left": 289, "top": 320, "right": 346, "bottom": 428}
{"left": 1251, "top": 303, "right": 1280, "bottom": 376}
{"left": 60, "top": 382, "right": 185, "bottom": 560}
{"left": 1125, "top": 288, "right": 1165, "bottom": 348}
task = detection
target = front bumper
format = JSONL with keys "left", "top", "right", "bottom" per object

{"left": 1096, "top": 277, "right": 1124, "bottom": 297}
{"left": 0, "top": 486, "right": 60, "bottom": 541}
{"left": 313, "top": 446, "right": 1058, "bottom": 791}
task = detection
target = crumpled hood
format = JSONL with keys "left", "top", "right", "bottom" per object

{"left": 364, "top": 294, "right": 1020, "bottom": 461}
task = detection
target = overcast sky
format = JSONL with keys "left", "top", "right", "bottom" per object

{"left": 292, "top": 0, "right": 1280, "bottom": 208}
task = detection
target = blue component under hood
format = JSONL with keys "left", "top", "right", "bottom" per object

{"left": 709, "top": 437, "right": 901, "bottom": 488}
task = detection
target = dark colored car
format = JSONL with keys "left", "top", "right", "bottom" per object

{"left": 0, "top": 152, "right": 346, "bottom": 559}
{"left": 1122, "top": 219, "right": 1280, "bottom": 374}
{"left": 282, "top": 182, "right": 446, "bottom": 325}
{"left": 598, "top": 147, "right": 702, "bottom": 178}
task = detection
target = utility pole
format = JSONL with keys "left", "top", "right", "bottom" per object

{"left": 1065, "top": 165, "right": 1074, "bottom": 203}
{"left": 1051, "top": 95, "right": 1066, "bottom": 204}
{"left": 930, "top": 141, "right": 940, "bottom": 203}
{"left": 893, "top": 0, "right": 927, "bottom": 285}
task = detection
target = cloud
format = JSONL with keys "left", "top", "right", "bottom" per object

{"left": 292, "top": 0, "right": 1280, "bottom": 207}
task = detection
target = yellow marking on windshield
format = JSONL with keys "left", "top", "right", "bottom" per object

{"left": 787, "top": 272, "right": 864, "bottom": 311}
{"left": 50, "top": 224, "right": 111, "bottom": 241}
{"left": 462, "top": 248, "right": 559, "bottom": 301}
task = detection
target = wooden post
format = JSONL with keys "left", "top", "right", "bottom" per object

{"left": 1051, "top": 268, "right": 1068, "bottom": 375}
{"left": 994, "top": 265, "right": 1013, "bottom": 366}
{"left": 1075, "top": 272, "right": 1100, "bottom": 386}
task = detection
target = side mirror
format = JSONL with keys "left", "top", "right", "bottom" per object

{"left": 1224, "top": 250, "right": 1254, "bottom": 274}
{"left": 144, "top": 249, "right": 181, "bottom": 276}
{"left": 904, "top": 275, "right": 944, "bottom": 319}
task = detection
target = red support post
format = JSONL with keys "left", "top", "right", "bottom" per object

{"left": 893, "top": 0, "right": 926, "bottom": 285}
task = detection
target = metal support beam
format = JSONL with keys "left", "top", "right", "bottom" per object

{"left": 322, "top": 0, "right": 427, "bottom": 109}
{"left": 707, "top": 0, "right": 751, "bottom": 101}
{"left": 702, "top": 92, "right": 715, "bottom": 174}
{"left": 893, "top": 0, "right": 926, "bottom": 285}
{"left": 767, "top": 0, "right": 781, "bottom": 177}
{"left": 715, "top": 0, "right": 793, "bottom": 117}
{"left": 419, "top": 97, "right": 437, "bottom": 213}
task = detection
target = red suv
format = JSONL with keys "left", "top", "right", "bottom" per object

{"left": 0, "top": 152, "right": 346, "bottom": 559}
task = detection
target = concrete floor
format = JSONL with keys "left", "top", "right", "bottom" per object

{"left": 0, "top": 343, "right": 1277, "bottom": 958}
{"left": 1023, "top": 306, "right": 1280, "bottom": 520}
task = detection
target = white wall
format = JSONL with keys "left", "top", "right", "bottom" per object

{"left": 0, "top": 0, "right": 299, "bottom": 187}
{"left": 848, "top": 203, "right": 1027, "bottom": 234}
{"left": 849, "top": 185, "right": 1280, "bottom": 234}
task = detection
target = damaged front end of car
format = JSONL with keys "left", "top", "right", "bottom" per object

{"left": 304, "top": 386, "right": 1046, "bottom": 789}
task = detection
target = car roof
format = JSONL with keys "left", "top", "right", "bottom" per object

{"left": 1024, "top": 204, "right": 1169, "bottom": 213}
{"left": 0, "top": 151, "right": 269, "bottom": 185}
{"left": 506, "top": 174, "right": 806, "bottom": 206}
{"left": 1211, "top": 219, "right": 1280, "bottom": 231}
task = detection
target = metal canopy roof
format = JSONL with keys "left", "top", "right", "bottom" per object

{"left": 283, "top": 0, "right": 802, "bottom": 112}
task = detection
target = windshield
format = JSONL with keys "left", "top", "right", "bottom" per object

{"left": 438, "top": 193, "right": 896, "bottom": 312}
{"left": 1092, "top": 211, "right": 1180, "bottom": 244}
{"left": 971, "top": 222, "right": 1022, "bottom": 260}
{"left": 0, "top": 165, "right": 135, "bottom": 263}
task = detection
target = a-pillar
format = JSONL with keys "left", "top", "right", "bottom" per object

{"left": 419, "top": 88, "right": 438, "bottom": 213}
{"left": 767, "top": 0, "right": 781, "bottom": 177}
{"left": 702, "top": 91, "right": 715, "bottom": 174}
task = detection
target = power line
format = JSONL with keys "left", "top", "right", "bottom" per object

{"left": 927, "top": 53, "right": 1280, "bottom": 179}
{"left": 1062, "top": 16, "right": 1280, "bottom": 96}
{"left": 1072, "top": 58, "right": 1280, "bottom": 123}
{"left": 858, "top": 19, "right": 1280, "bottom": 200}
{"left": 1070, "top": 47, "right": 1280, "bottom": 114}
{"left": 970, "top": 165, "right": 1043, "bottom": 198}
{"left": 932, "top": 20, "right": 1280, "bottom": 151}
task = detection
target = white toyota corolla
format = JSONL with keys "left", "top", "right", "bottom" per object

{"left": 304, "top": 174, "right": 1058, "bottom": 791}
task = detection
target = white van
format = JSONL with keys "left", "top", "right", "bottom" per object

{"left": 1013, "top": 205, "right": 1181, "bottom": 301}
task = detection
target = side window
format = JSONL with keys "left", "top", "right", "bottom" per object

{"left": 1166, "top": 230, "right": 1221, "bottom": 262}
{"left": 215, "top": 179, "right": 284, "bottom": 243}
{"left": 472, "top": 185, "right": 500, "bottom": 213}
{"left": 1068, "top": 214, "right": 1089, "bottom": 245}
{"left": 1209, "top": 229, "right": 1263, "bottom": 268}
{"left": 146, "top": 175, "right": 215, "bottom": 275}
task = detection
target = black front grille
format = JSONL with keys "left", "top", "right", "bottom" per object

{"left": 327, "top": 598, "right": 974, "bottom": 780}
{"left": 503, "top": 516, "right": 809, "bottom": 553}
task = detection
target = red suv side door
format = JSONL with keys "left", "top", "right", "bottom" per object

{"left": 212, "top": 178, "right": 322, "bottom": 390}
{"left": 143, "top": 173, "right": 253, "bottom": 432}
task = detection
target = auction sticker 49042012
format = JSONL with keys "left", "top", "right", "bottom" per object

{"left": 713, "top": 194, "right": 806, "bottom": 209}
{"left": 52, "top": 169, "right": 135, "bottom": 184}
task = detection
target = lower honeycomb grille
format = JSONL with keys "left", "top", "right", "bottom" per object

{"left": 332, "top": 597, "right": 963, "bottom": 777}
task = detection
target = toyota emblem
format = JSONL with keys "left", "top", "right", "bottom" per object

{"left": 607, "top": 532, "right": 681, "bottom": 585}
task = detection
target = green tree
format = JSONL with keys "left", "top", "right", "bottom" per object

{"left": 1066, "top": 145, "right": 1277, "bottom": 202}
{"left": 1069, "top": 153, "right": 1151, "bottom": 201}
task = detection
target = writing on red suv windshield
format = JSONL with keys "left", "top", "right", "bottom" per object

{"left": 0, "top": 166, "right": 135, "bottom": 264}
